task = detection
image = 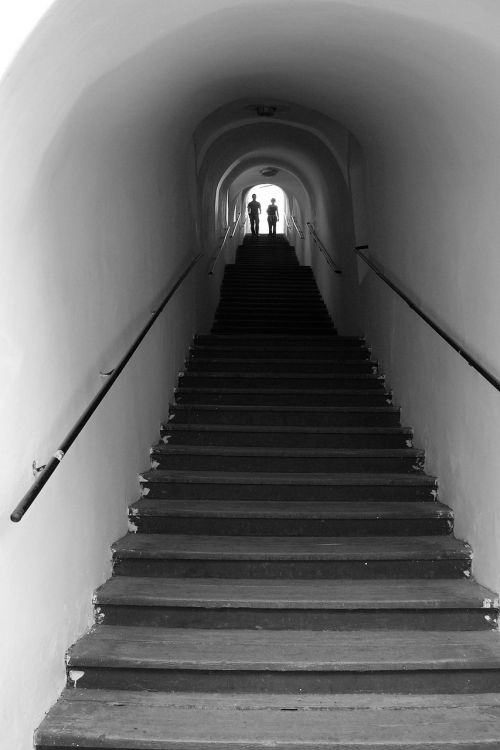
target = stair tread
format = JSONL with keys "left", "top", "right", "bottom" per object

{"left": 67, "top": 626, "right": 500, "bottom": 670}
{"left": 162, "top": 424, "right": 410, "bottom": 434}
{"left": 96, "top": 577, "right": 496, "bottom": 609}
{"left": 36, "top": 689, "right": 500, "bottom": 749}
{"left": 187, "top": 357, "right": 377, "bottom": 368}
{"left": 193, "top": 349, "right": 360, "bottom": 354}
{"left": 129, "top": 500, "right": 449, "bottom": 519}
{"left": 152, "top": 446, "right": 423, "bottom": 458}
{"left": 112, "top": 534, "right": 469, "bottom": 560}
{"left": 181, "top": 372, "right": 381, "bottom": 380}
{"left": 169, "top": 404, "right": 398, "bottom": 413}
{"left": 141, "top": 470, "right": 436, "bottom": 485}
{"left": 195, "top": 335, "right": 357, "bottom": 342}
{"left": 175, "top": 387, "right": 389, "bottom": 395}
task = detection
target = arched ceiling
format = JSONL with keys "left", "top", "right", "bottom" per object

{"left": 196, "top": 118, "right": 350, "bottom": 234}
{"left": 9, "top": 0, "right": 497, "bottom": 174}
{"left": 228, "top": 164, "right": 310, "bottom": 213}
{"left": 6, "top": 0, "right": 496, "bottom": 257}
{"left": 2, "top": 0, "right": 499, "bottom": 289}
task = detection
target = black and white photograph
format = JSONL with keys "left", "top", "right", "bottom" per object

{"left": 2, "top": 2, "right": 500, "bottom": 748}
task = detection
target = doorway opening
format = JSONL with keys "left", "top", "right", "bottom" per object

{"left": 247, "top": 184, "right": 286, "bottom": 234}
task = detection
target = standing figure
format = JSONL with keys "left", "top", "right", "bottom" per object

{"left": 267, "top": 198, "right": 279, "bottom": 236}
{"left": 247, "top": 193, "right": 261, "bottom": 235}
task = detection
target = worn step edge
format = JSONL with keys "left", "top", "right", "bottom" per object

{"left": 35, "top": 689, "right": 500, "bottom": 749}
{"left": 174, "top": 388, "right": 391, "bottom": 396}
{"left": 192, "top": 337, "right": 364, "bottom": 342}
{"left": 111, "top": 534, "right": 468, "bottom": 561}
{"left": 168, "top": 405, "right": 398, "bottom": 415}
{"left": 186, "top": 356, "right": 377, "bottom": 374}
{"left": 95, "top": 577, "right": 497, "bottom": 610}
{"left": 129, "top": 500, "right": 449, "bottom": 521}
{"left": 190, "top": 347, "right": 369, "bottom": 355}
{"left": 179, "top": 372, "right": 383, "bottom": 381}
{"left": 140, "top": 470, "right": 437, "bottom": 487}
{"left": 67, "top": 626, "right": 500, "bottom": 672}
{"left": 160, "top": 424, "right": 411, "bottom": 436}
{"left": 193, "top": 333, "right": 358, "bottom": 346}
{"left": 150, "top": 446, "right": 423, "bottom": 460}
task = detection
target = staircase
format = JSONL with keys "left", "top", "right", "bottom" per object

{"left": 36, "top": 235, "right": 500, "bottom": 749}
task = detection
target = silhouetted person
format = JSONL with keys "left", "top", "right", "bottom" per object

{"left": 247, "top": 193, "right": 261, "bottom": 235}
{"left": 267, "top": 198, "right": 279, "bottom": 236}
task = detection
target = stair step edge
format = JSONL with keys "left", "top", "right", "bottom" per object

{"left": 150, "top": 446, "right": 424, "bottom": 459}
{"left": 139, "top": 470, "right": 437, "bottom": 485}
{"left": 95, "top": 577, "right": 497, "bottom": 609}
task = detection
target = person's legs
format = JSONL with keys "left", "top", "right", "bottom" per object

{"left": 255, "top": 217, "right": 259, "bottom": 235}
{"left": 268, "top": 218, "right": 272, "bottom": 236}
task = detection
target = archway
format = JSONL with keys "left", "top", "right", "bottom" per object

{"left": 245, "top": 183, "right": 286, "bottom": 234}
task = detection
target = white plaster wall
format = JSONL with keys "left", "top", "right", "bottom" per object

{"left": 356, "top": 19, "right": 500, "bottom": 591}
{"left": 338, "top": 4, "right": 500, "bottom": 595}
{"left": 361, "top": 274, "right": 500, "bottom": 593}
{"left": 0, "top": 5, "right": 203, "bottom": 748}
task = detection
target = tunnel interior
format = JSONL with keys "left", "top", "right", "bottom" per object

{"left": 2, "top": 2, "right": 500, "bottom": 747}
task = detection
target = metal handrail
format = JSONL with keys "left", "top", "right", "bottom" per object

{"left": 209, "top": 213, "right": 241, "bottom": 275}
{"left": 10, "top": 252, "right": 203, "bottom": 523}
{"left": 208, "top": 225, "right": 231, "bottom": 276}
{"left": 307, "top": 222, "right": 342, "bottom": 274}
{"left": 354, "top": 245, "right": 500, "bottom": 393}
{"left": 230, "top": 211, "right": 243, "bottom": 238}
{"left": 290, "top": 214, "right": 305, "bottom": 239}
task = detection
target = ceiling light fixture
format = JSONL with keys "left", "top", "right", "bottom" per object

{"left": 260, "top": 167, "right": 279, "bottom": 177}
{"left": 245, "top": 104, "right": 288, "bottom": 118}
{"left": 255, "top": 105, "right": 277, "bottom": 118}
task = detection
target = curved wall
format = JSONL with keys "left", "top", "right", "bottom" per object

{"left": 1, "top": 2, "right": 500, "bottom": 747}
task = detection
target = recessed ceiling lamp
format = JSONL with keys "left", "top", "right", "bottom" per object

{"left": 255, "top": 105, "right": 277, "bottom": 117}
{"left": 245, "top": 104, "right": 288, "bottom": 118}
{"left": 260, "top": 167, "right": 279, "bottom": 177}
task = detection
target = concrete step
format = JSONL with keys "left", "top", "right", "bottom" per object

{"left": 139, "top": 469, "right": 436, "bottom": 501}
{"left": 178, "top": 372, "right": 384, "bottom": 389}
{"left": 215, "top": 308, "right": 330, "bottom": 317}
{"left": 160, "top": 423, "right": 411, "bottom": 448}
{"left": 211, "top": 326, "right": 336, "bottom": 335}
{"left": 185, "top": 358, "right": 377, "bottom": 373}
{"left": 150, "top": 445, "right": 424, "bottom": 473}
{"left": 166, "top": 404, "right": 401, "bottom": 427}
{"left": 217, "top": 296, "right": 322, "bottom": 305}
{"left": 214, "top": 312, "right": 333, "bottom": 323}
{"left": 35, "top": 690, "right": 500, "bottom": 749}
{"left": 190, "top": 346, "right": 371, "bottom": 360}
{"left": 129, "top": 499, "right": 450, "bottom": 536}
{"left": 174, "top": 387, "right": 391, "bottom": 407}
{"left": 218, "top": 296, "right": 322, "bottom": 303}
{"left": 211, "top": 328, "right": 337, "bottom": 336}
{"left": 65, "top": 626, "right": 500, "bottom": 693}
{"left": 194, "top": 335, "right": 358, "bottom": 346}
{"left": 112, "top": 533, "right": 465, "bottom": 579}
{"left": 95, "top": 577, "right": 497, "bottom": 630}
{"left": 219, "top": 286, "right": 322, "bottom": 296}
